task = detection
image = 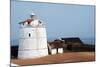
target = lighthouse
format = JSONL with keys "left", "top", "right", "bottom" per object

{"left": 18, "top": 13, "right": 48, "bottom": 59}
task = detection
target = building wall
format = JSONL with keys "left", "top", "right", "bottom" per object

{"left": 18, "top": 26, "right": 48, "bottom": 59}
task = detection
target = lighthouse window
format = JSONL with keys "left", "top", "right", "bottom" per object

{"left": 29, "top": 33, "right": 31, "bottom": 37}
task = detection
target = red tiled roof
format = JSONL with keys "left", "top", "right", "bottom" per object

{"left": 19, "top": 19, "right": 33, "bottom": 24}
{"left": 26, "top": 19, "right": 33, "bottom": 24}
{"left": 49, "top": 40, "right": 64, "bottom": 48}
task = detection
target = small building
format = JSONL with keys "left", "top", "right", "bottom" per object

{"left": 48, "top": 39, "right": 64, "bottom": 55}
{"left": 62, "top": 37, "right": 83, "bottom": 51}
{"left": 61, "top": 37, "right": 95, "bottom": 52}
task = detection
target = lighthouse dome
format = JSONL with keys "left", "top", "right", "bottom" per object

{"left": 31, "top": 12, "right": 35, "bottom": 16}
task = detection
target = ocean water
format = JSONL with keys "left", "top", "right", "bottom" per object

{"left": 11, "top": 37, "right": 95, "bottom": 46}
{"left": 81, "top": 38, "right": 95, "bottom": 45}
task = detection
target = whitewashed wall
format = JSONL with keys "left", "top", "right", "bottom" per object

{"left": 18, "top": 23, "right": 48, "bottom": 59}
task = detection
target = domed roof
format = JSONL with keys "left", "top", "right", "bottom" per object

{"left": 31, "top": 12, "right": 35, "bottom": 16}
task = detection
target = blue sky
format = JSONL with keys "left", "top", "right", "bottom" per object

{"left": 11, "top": 1, "right": 95, "bottom": 44}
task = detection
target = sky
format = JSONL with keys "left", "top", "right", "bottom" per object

{"left": 11, "top": 0, "right": 95, "bottom": 45}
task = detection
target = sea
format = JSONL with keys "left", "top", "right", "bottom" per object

{"left": 11, "top": 37, "right": 95, "bottom": 46}
{"left": 80, "top": 38, "right": 95, "bottom": 45}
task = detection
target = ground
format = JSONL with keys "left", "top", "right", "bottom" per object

{"left": 11, "top": 52, "right": 95, "bottom": 66}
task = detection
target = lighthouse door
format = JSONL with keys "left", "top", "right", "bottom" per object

{"left": 29, "top": 33, "right": 31, "bottom": 37}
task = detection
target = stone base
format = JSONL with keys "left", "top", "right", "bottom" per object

{"left": 18, "top": 49, "right": 48, "bottom": 59}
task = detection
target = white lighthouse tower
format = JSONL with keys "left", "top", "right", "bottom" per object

{"left": 18, "top": 13, "right": 48, "bottom": 59}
